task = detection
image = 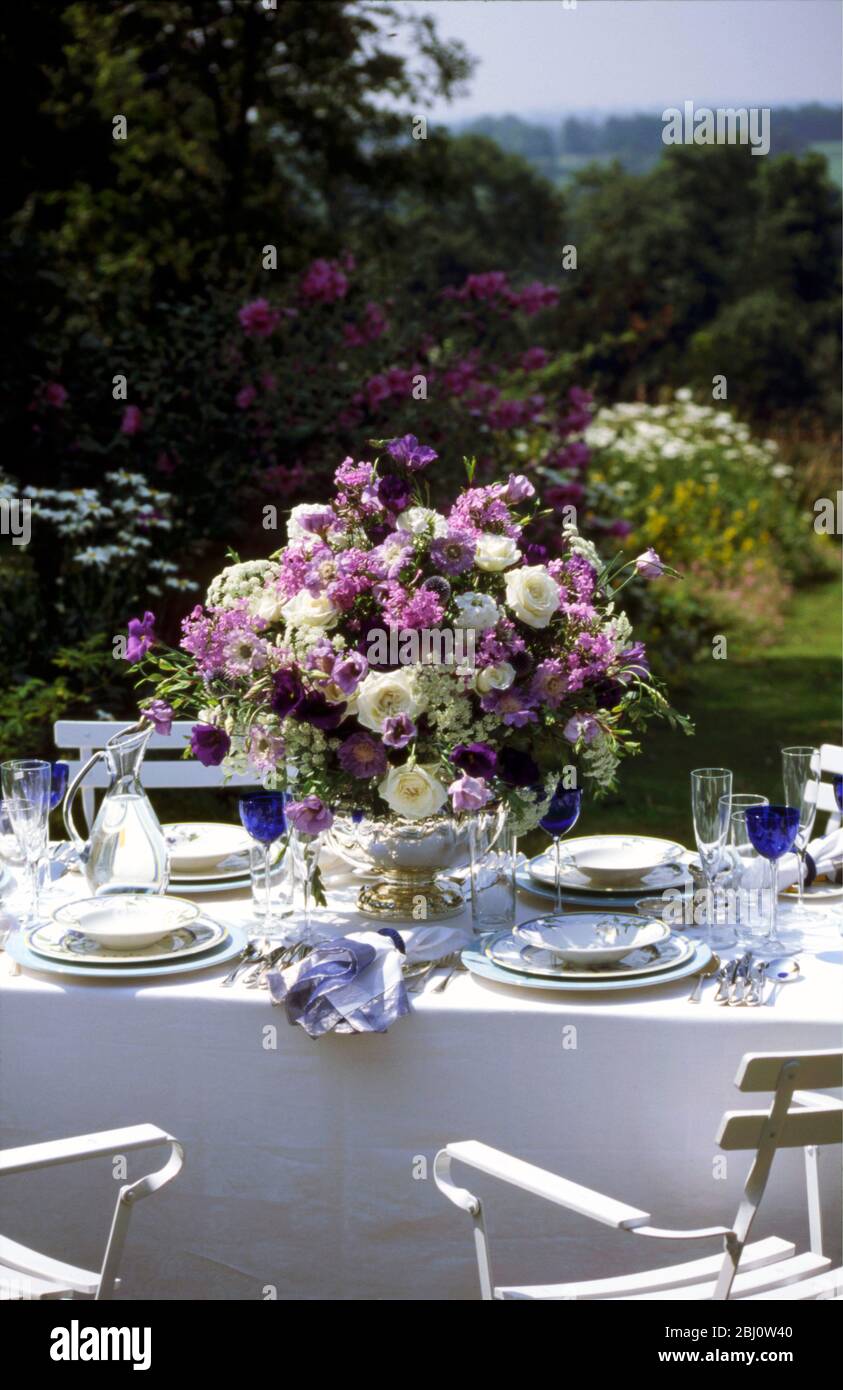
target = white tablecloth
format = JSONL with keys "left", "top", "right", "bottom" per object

{"left": 0, "top": 866, "right": 840, "bottom": 1301}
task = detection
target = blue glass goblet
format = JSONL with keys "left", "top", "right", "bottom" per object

{"left": 744, "top": 805, "right": 800, "bottom": 954}
{"left": 49, "top": 761, "right": 69, "bottom": 812}
{"left": 834, "top": 775, "right": 843, "bottom": 814}
{"left": 239, "top": 793, "right": 287, "bottom": 944}
{"left": 540, "top": 785, "right": 583, "bottom": 919}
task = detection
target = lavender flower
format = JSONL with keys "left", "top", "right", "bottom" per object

{"left": 142, "top": 699, "right": 174, "bottom": 736}
{"left": 430, "top": 529, "right": 477, "bottom": 575}
{"left": 634, "top": 548, "right": 665, "bottom": 579}
{"left": 270, "top": 669, "right": 305, "bottom": 717}
{"left": 480, "top": 686, "right": 539, "bottom": 728}
{"left": 448, "top": 773, "right": 491, "bottom": 812}
{"left": 377, "top": 474, "right": 412, "bottom": 513}
{"left": 332, "top": 650, "right": 368, "bottom": 695}
{"left": 563, "top": 713, "right": 601, "bottom": 745}
{"left": 386, "top": 435, "right": 438, "bottom": 471}
{"left": 286, "top": 795, "right": 333, "bottom": 835}
{"left": 125, "top": 611, "right": 156, "bottom": 663}
{"left": 382, "top": 714, "right": 417, "bottom": 749}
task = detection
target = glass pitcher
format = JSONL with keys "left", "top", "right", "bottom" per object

{"left": 63, "top": 723, "right": 170, "bottom": 894}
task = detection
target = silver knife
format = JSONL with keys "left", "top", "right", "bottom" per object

{"left": 713, "top": 957, "right": 739, "bottom": 1004}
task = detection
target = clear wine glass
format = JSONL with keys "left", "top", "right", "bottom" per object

{"left": 691, "top": 768, "right": 732, "bottom": 946}
{"left": 538, "top": 784, "right": 583, "bottom": 922}
{"left": 744, "top": 804, "right": 800, "bottom": 954}
{"left": 781, "top": 747, "right": 821, "bottom": 917}
{"left": 238, "top": 793, "right": 288, "bottom": 945}
{"left": 0, "top": 760, "right": 52, "bottom": 925}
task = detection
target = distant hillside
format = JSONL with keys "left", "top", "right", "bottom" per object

{"left": 452, "top": 104, "right": 842, "bottom": 186}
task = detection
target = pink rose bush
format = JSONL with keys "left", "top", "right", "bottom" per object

{"left": 130, "top": 443, "right": 688, "bottom": 831}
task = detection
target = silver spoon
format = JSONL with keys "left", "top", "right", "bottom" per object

{"left": 765, "top": 956, "right": 801, "bottom": 1005}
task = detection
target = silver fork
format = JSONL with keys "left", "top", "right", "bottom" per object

{"left": 220, "top": 942, "right": 261, "bottom": 987}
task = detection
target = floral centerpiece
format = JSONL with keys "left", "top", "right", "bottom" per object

{"left": 129, "top": 438, "right": 689, "bottom": 919}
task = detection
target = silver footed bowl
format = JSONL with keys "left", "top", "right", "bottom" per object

{"left": 326, "top": 813, "right": 471, "bottom": 922}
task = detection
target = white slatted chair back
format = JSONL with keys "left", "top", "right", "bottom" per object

{"left": 53, "top": 720, "right": 258, "bottom": 830}
{"left": 817, "top": 743, "right": 842, "bottom": 830}
{"left": 435, "top": 1049, "right": 843, "bottom": 1301}
{"left": 0, "top": 1124, "right": 183, "bottom": 1300}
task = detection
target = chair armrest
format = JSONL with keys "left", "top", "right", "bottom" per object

{"left": 434, "top": 1142, "right": 651, "bottom": 1230}
{"left": 794, "top": 1090, "right": 843, "bottom": 1111}
{"left": 0, "top": 1124, "right": 178, "bottom": 1177}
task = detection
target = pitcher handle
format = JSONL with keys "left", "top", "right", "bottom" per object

{"left": 63, "top": 749, "right": 104, "bottom": 849}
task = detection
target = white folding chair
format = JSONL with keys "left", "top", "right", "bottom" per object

{"left": 53, "top": 720, "right": 258, "bottom": 831}
{"left": 435, "top": 1050, "right": 843, "bottom": 1300}
{"left": 817, "top": 743, "right": 842, "bottom": 833}
{"left": 0, "top": 1124, "right": 183, "bottom": 1300}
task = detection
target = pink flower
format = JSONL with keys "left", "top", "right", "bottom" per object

{"left": 300, "top": 258, "right": 349, "bottom": 304}
{"left": 634, "top": 548, "right": 665, "bottom": 579}
{"left": 44, "top": 382, "right": 68, "bottom": 408}
{"left": 448, "top": 773, "right": 491, "bottom": 812}
{"left": 235, "top": 384, "right": 257, "bottom": 410}
{"left": 121, "top": 404, "right": 143, "bottom": 436}
{"left": 238, "top": 298, "right": 280, "bottom": 338}
{"left": 520, "top": 347, "right": 549, "bottom": 371}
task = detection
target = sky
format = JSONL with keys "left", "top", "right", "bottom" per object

{"left": 402, "top": 0, "right": 843, "bottom": 118}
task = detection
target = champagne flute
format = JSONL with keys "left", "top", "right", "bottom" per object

{"left": 1, "top": 760, "right": 52, "bottom": 924}
{"left": 745, "top": 805, "right": 800, "bottom": 954}
{"left": 691, "top": 768, "right": 732, "bottom": 946}
{"left": 781, "top": 747, "right": 820, "bottom": 916}
{"left": 238, "top": 793, "right": 288, "bottom": 945}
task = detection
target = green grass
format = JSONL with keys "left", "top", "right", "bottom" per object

{"left": 587, "top": 578, "right": 842, "bottom": 846}
{"left": 809, "top": 140, "right": 843, "bottom": 189}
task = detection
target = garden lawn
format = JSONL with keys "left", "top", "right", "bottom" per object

{"left": 586, "top": 577, "right": 842, "bottom": 847}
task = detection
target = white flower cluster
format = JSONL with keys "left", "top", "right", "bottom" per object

{"left": 206, "top": 559, "right": 281, "bottom": 610}
{"left": 585, "top": 391, "right": 789, "bottom": 481}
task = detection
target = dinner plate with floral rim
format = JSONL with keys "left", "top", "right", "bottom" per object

{"left": 486, "top": 929, "right": 698, "bottom": 980}
{"left": 528, "top": 847, "right": 692, "bottom": 895}
{"left": 6, "top": 922, "right": 248, "bottom": 981}
{"left": 163, "top": 822, "right": 253, "bottom": 876}
{"left": 461, "top": 936, "right": 712, "bottom": 994}
{"left": 27, "top": 915, "right": 229, "bottom": 967}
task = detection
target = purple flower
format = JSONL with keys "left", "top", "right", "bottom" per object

{"left": 377, "top": 474, "right": 412, "bottom": 513}
{"left": 608, "top": 519, "right": 633, "bottom": 539}
{"left": 617, "top": 642, "right": 650, "bottom": 684}
{"left": 332, "top": 650, "right": 368, "bottom": 695}
{"left": 120, "top": 404, "right": 143, "bottom": 436}
{"left": 505, "top": 475, "right": 535, "bottom": 503}
{"left": 270, "top": 669, "right": 305, "bottom": 718}
{"left": 385, "top": 435, "right": 438, "bottom": 472}
{"left": 524, "top": 542, "right": 548, "bottom": 565}
{"left": 297, "top": 506, "right": 336, "bottom": 536}
{"left": 530, "top": 659, "right": 569, "bottom": 708}
{"left": 337, "top": 732, "right": 387, "bottom": 779}
{"left": 238, "top": 298, "right": 280, "bottom": 338}
{"left": 451, "top": 742, "right": 497, "bottom": 779}
{"left": 143, "top": 699, "right": 174, "bottom": 736}
{"left": 480, "top": 687, "right": 538, "bottom": 728}
{"left": 190, "top": 723, "right": 231, "bottom": 767}
{"left": 235, "top": 384, "right": 257, "bottom": 410}
{"left": 286, "top": 795, "right": 333, "bottom": 835}
{"left": 634, "top": 547, "right": 665, "bottom": 579}
{"left": 430, "top": 529, "right": 476, "bottom": 575}
{"left": 449, "top": 773, "right": 491, "bottom": 812}
{"left": 382, "top": 714, "right": 416, "bottom": 749}
{"left": 290, "top": 691, "right": 347, "bottom": 730}
{"left": 125, "top": 611, "right": 156, "bottom": 663}
{"left": 44, "top": 382, "right": 68, "bottom": 408}
{"left": 563, "top": 713, "right": 601, "bottom": 745}
{"left": 498, "top": 747, "right": 540, "bottom": 787}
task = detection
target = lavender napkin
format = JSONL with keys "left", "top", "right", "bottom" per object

{"left": 267, "top": 930, "right": 410, "bottom": 1038}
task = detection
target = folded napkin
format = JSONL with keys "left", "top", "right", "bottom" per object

{"left": 267, "top": 930, "right": 410, "bottom": 1038}
{"left": 736, "top": 827, "right": 842, "bottom": 893}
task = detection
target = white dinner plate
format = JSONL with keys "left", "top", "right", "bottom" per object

{"left": 487, "top": 930, "right": 697, "bottom": 980}
{"left": 529, "top": 845, "right": 692, "bottom": 895}
{"left": 168, "top": 876, "right": 252, "bottom": 896}
{"left": 163, "top": 822, "right": 253, "bottom": 876}
{"left": 28, "top": 916, "right": 228, "bottom": 967}
{"left": 51, "top": 894, "right": 200, "bottom": 950}
{"left": 168, "top": 858, "right": 251, "bottom": 884}
{"left": 782, "top": 879, "right": 843, "bottom": 902}
{"left": 515, "top": 914, "right": 671, "bottom": 967}
{"left": 462, "top": 936, "right": 712, "bottom": 994}
{"left": 5, "top": 922, "right": 248, "bottom": 981}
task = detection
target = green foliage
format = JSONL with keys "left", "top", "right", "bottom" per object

{"left": 0, "top": 635, "right": 131, "bottom": 762}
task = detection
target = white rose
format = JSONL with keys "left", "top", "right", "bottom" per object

{"left": 287, "top": 504, "right": 332, "bottom": 542}
{"left": 474, "top": 533, "right": 521, "bottom": 572}
{"left": 356, "top": 668, "right": 422, "bottom": 732}
{"left": 505, "top": 565, "right": 561, "bottom": 629}
{"left": 250, "top": 589, "right": 286, "bottom": 624}
{"left": 395, "top": 506, "right": 448, "bottom": 538}
{"left": 453, "top": 592, "right": 500, "bottom": 630}
{"left": 282, "top": 590, "right": 339, "bottom": 629}
{"left": 474, "top": 661, "right": 516, "bottom": 694}
{"left": 378, "top": 764, "right": 448, "bottom": 820}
